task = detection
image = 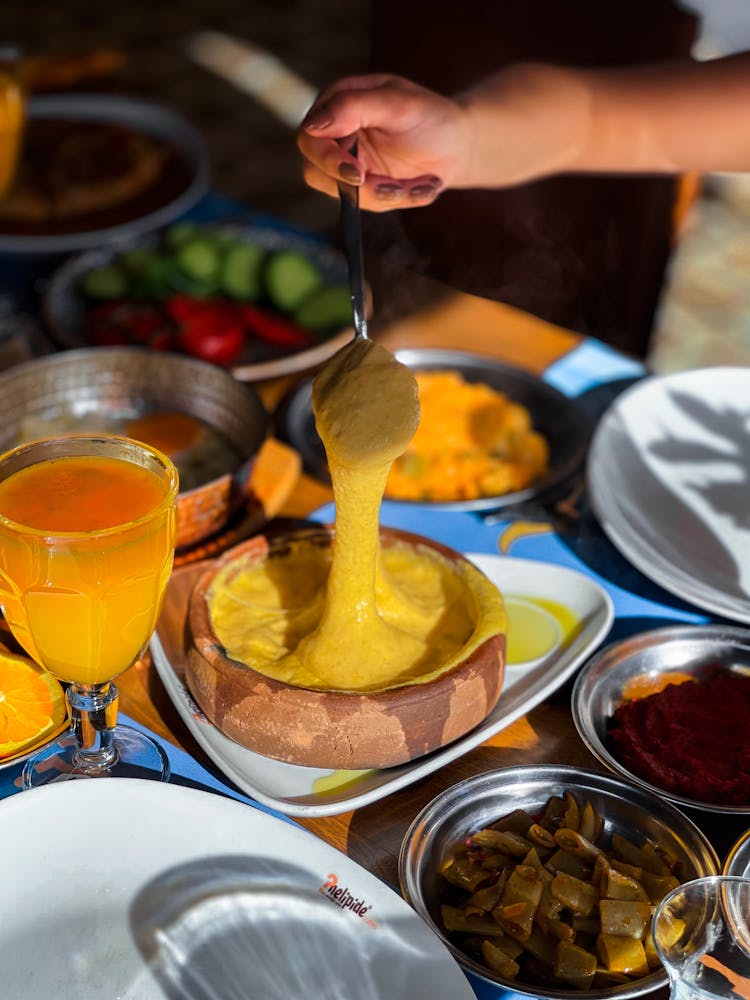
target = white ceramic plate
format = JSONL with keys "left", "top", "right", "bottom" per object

{"left": 151, "top": 554, "right": 614, "bottom": 817}
{"left": 587, "top": 367, "right": 750, "bottom": 622}
{"left": 0, "top": 778, "right": 473, "bottom": 999}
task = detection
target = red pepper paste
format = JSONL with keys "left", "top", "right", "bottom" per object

{"left": 607, "top": 672, "right": 750, "bottom": 806}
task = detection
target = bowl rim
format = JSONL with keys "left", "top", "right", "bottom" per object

{"left": 398, "top": 763, "right": 720, "bottom": 1000}
{"left": 724, "top": 827, "right": 750, "bottom": 877}
{"left": 571, "top": 623, "right": 750, "bottom": 816}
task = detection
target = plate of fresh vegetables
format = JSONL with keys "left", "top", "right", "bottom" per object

{"left": 42, "top": 220, "right": 357, "bottom": 380}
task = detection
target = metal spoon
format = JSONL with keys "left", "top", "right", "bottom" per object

{"left": 337, "top": 138, "right": 368, "bottom": 340}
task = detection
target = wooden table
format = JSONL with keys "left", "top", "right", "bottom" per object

{"left": 117, "top": 282, "right": 741, "bottom": 886}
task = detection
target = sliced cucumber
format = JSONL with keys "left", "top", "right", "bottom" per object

{"left": 129, "top": 256, "right": 178, "bottom": 299}
{"left": 163, "top": 221, "right": 199, "bottom": 252}
{"left": 264, "top": 250, "right": 322, "bottom": 312}
{"left": 175, "top": 237, "right": 222, "bottom": 283}
{"left": 79, "top": 265, "right": 129, "bottom": 300}
{"left": 293, "top": 283, "right": 353, "bottom": 331}
{"left": 167, "top": 268, "right": 220, "bottom": 297}
{"left": 118, "top": 247, "right": 160, "bottom": 276}
{"left": 220, "top": 241, "right": 266, "bottom": 300}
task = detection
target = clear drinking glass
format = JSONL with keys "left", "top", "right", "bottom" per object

{"left": 654, "top": 875, "right": 750, "bottom": 1000}
{"left": 0, "top": 435, "right": 178, "bottom": 786}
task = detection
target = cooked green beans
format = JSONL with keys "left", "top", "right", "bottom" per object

{"left": 439, "top": 791, "right": 682, "bottom": 990}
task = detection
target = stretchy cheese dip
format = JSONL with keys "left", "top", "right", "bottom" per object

{"left": 208, "top": 340, "right": 506, "bottom": 693}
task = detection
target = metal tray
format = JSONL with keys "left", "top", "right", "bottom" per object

{"left": 275, "top": 347, "right": 592, "bottom": 513}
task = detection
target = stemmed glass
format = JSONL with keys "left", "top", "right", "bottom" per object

{"left": 0, "top": 435, "right": 178, "bottom": 786}
{"left": 654, "top": 875, "right": 750, "bottom": 1000}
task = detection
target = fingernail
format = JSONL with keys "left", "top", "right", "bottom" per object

{"left": 374, "top": 183, "right": 405, "bottom": 200}
{"left": 303, "top": 110, "right": 333, "bottom": 130}
{"left": 338, "top": 162, "right": 362, "bottom": 184}
{"left": 409, "top": 183, "right": 440, "bottom": 199}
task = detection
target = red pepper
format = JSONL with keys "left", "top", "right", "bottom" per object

{"left": 165, "top": 295, "right": 210, "bottom": 323}
{"left": 127, "top": 308, "right": 167, "bottom": 344}
{"left": 88, "top": 301, "right": 130, "bottom": 323}
{"left": 148, "top": 329, "right": 180, "bottom": 352}
{"left": 86, "top": 301, "right": 172, "bottom": 347}
{"left": 237, "top": 305, "right": 313, "bottom": 349}
{"left": 177, "top": 314, "right": 246, "bottom": 366}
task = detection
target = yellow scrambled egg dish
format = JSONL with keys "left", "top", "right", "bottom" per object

{"left": 386, "top": 371, "right": 549, "bottom": 501}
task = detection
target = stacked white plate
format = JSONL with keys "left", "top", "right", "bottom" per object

{"left": 587, "top": 366, "right": 750, "bottom": 622}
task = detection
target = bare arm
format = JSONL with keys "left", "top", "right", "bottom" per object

{"left": 298, "top": 53, "right": 750, "bottom": 211}
{"left": 461, "top": 53, "right": 750, "bottom": 185}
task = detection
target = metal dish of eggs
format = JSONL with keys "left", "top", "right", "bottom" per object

{"left": 276, "top": 348, "right": 592, "bottom": 513}
{"left": 0, "top": 346, "right": 267, "bottom": 549}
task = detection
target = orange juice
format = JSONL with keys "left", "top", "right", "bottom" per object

{"left": 0, "top": 453, "right": 176, "bottom": 685}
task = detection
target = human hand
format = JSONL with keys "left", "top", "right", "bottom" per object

{"left": 297, "top": 74, "right": 473, "bottom": 212}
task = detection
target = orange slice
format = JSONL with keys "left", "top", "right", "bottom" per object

{"left": 0, "top": 644, "right": 67, "bottom": 759}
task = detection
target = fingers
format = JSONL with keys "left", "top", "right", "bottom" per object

{"left": 303, "top": 74, "right": 412, "bottom": 129}
{"left": 297, "top": 129, "right": 364, "bottom": 187}
{"left": 365, "top": 172, "right": 444, "bottom": 207}
{"left": 297, "top": 73, "right": 453, "bottom": 207}
{"left": 300, "top": 75, "right": 427, "bottom": 141}
{"left": 301, "top": 158, "right": 444, "bottom": 212}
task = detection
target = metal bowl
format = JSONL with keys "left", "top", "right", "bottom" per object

{"left": 275, "top": 347, "right": 591, "bottom": 512}
{"left": 399, "top": 764, "right": 719, "bottom": 1000}
{"left": 725, "top": 828, "right": 750, "bottom": 877}
{"left": 0, "top": 347, "right": 268, "bottom": 550}
{"left": 572, "top": 625, "right": 750, "bottom": 816}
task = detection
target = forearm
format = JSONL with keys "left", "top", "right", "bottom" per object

{"left": 457, "top": 53, "right": 750, "bottom": 185}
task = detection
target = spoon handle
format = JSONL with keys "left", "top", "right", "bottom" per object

{"left": 337, "top": 138, "right": 368, "bottom": 341}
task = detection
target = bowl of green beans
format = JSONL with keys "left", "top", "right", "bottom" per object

{"left": 399, "top": 765, "right": 719, "bottom": 999}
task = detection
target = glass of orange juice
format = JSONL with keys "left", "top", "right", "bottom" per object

{"left": 0, "top": 435, "right": 178, "bottom": 786}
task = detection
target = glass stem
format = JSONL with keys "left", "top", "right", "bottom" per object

{"left": 66, "top": 682, "right": 119, "bottom": 774}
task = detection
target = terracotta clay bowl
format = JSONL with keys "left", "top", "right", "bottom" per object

{"left": 185, "top": 524, "right": 506, "bottom": 770}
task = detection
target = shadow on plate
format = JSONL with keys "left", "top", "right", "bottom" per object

{"left": 130, "top": 855, "right": 445, "bottom": 1000}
